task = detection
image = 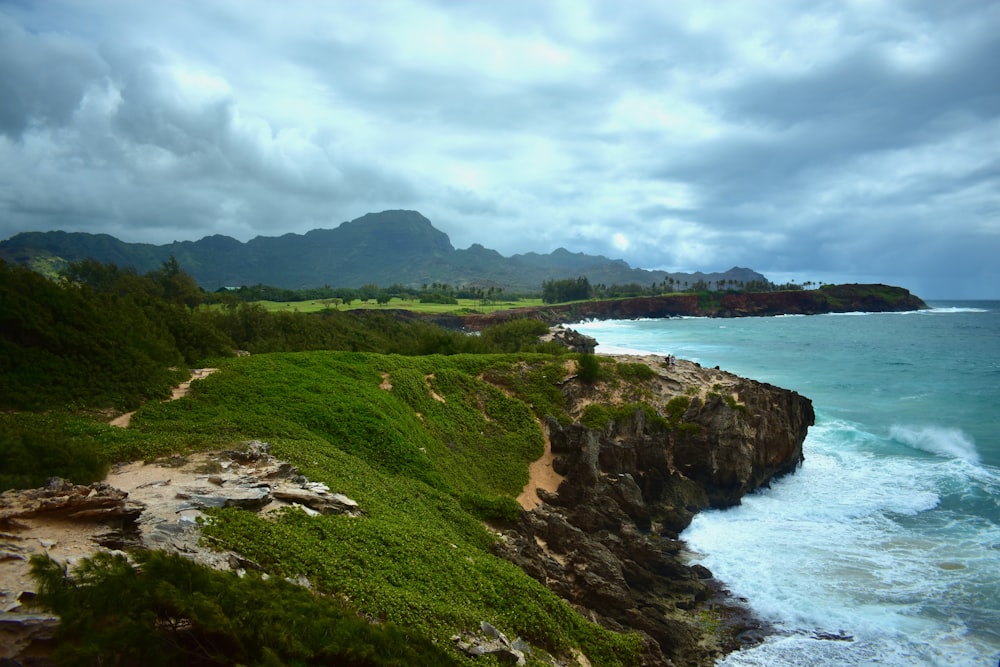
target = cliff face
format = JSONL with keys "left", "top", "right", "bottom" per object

{"left": 493, "top": 356, "right": 814, "bottom": 666}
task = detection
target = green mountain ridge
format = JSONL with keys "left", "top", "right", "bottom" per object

{"left": 0, "top": 210, "right": 766, "bottom": 291}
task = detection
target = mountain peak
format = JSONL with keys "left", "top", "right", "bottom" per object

{"left": 0, "top": 210, "right": 767, "bottom": 291}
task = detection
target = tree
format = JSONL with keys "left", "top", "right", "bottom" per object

{"left": 541, "top": 277, "right": 591, "bottom": 304}
{"left": 151, "top": 256, "right": 203, "bottom": 310}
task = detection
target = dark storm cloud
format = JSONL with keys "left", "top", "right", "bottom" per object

{"left": 0, "top": 14, "right": 106, "bottom": 136}
{"left": 0, "top": 0, "right": 997, "bottom": 297}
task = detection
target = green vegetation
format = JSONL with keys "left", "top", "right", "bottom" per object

{"left": 218, "top": 295, "right": 544, "bottom": 315}
{"left": 0, "top": 259, "right": 195, "bottom": 410}
{"left": 664, "top": 396, "right": 692, "bottom": 422}
{"left": 0, "top": 259, "right": 565, "bottom": 412}
{"left": 576, "top": 353, "right": 605, "bottom": 383}
{"left": 542, "top": 276, "right": 592, "bottom": 303}
{"left": 579, "top": 394, "right": 697, "bottom": 435}
{"left": 11, "top": 351, "right": 641, "bottom": 663}
{"left": 30, "top": 550, "right": 459, "bottom": 666}
{"left": 0, "top": 413, "right": 112, "bottom": 490}
{"left": 2, "top": 258, "right": 645, "bottom": 663}
{"left": 480, "top": 357, "right": 575, "bottom": 425}
{"left": 615, "top": 361, "right": 657, "bottom": 382}
{"left": 817, "top": 283, "right": 920, "bottom": 309}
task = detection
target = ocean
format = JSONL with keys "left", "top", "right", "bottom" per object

{"left": 574, "top": 301, "right": 1000, "bottom": 667}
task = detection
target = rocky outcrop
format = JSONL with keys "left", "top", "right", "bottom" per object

{"left": 453, "top": 621, "right": 532, "bottom": 665}
{"left": 493, "top": 356, "right": 814, "bottom": 666}
{"left": 0, "top": 441, "right": 363, "bottom": 664}
{"left": 540, "top": 325, "right": 598, "bottom": 354}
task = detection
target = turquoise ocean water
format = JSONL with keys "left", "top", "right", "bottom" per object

{"left": 574, "top": 302, "right": 1000, "bottom": 666}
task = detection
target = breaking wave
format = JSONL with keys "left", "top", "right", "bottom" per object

{"left": 889, "top": 424, "right": 980, "bottom": 464}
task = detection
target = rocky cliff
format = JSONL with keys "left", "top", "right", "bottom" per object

{"left": 456, "top": 284, "right": 927, "bottom": 330}
{"left": 493, "top": 355, "right": 814, "bottom": 666}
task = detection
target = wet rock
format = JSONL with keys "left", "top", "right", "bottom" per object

{"left": 541, "top": 326, "right": 597, "bottom": 354}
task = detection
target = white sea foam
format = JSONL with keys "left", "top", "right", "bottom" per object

{"left": 927, "top": 306, "right": 989, "bottom": 314}
{"left": 584, "top": 310, "right": 1000, "bottom": 666}
{"left": 684, "top": 417, "right": 1000, "bottom": 666}
{"left": 889, "top": 424, "right": 980, "bottom": 463}
{"left": 592, "top": 343, "right": 654, "bottom": 357}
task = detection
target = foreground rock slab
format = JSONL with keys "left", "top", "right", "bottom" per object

{"left": 0, "top": 441, "right": 362, "bottom": 663}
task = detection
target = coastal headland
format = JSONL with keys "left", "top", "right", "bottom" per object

{"left": 2, "top": 351, "right": 814, "bottom": 666}
{"left": 442, "top": 283, "right": 928, "bottom": 330}
{"left": 495, "top": 352, "right": 815, "bottom": 664}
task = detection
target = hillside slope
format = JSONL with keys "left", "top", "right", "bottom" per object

{"left": 2, "top": 351, "right": 812, "bottom": 666}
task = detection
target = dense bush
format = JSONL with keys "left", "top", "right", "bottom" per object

{"left": 1, "top": 260, "right": 567, "bottom": 411}
{"left": 0, "top": 260, "right": 189, "bottom": 410}
{"left": 0, "top": 414, "right": 110, "bottom": 490}
{"left": 30, "top": 550, "right": 459, "bottom": 666}
{"left": 576, "top": 353, "right": 604, "bottom": 383}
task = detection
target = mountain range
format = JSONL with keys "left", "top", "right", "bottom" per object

{"left": 0, "top": 210, "right": 766, "bottom": 292}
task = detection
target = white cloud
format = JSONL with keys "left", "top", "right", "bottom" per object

{"left": 0, "top": 0, "right": 997, "bottom": 297}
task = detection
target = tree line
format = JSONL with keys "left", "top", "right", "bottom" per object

{"left": 207, "top": 281, "right": 511, "bottom": 308}
{"left": 203, "top": 274, "right": 819, "bottom": 309}
{"left": 0, "top": 259, "right": 563, "bottom": 412}
{"left": 541, "top": 276, "right": 811, "bottom": 303}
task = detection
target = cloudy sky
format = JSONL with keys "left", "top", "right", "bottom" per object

{"left": 1, "top": 1, "right": 998, "bottom": 298}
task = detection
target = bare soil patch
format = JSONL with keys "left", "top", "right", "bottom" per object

{"left": 517, "top": 429, "right": 564, "bottom": 511}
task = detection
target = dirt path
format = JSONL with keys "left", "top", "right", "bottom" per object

{"left": 2, "top": 369, "right": 220, "bottom": 607}
{"left": 110, "top": 368, "right": 218, "bottom": 428}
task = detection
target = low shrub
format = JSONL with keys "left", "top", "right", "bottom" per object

{"left": 30, "top": 550, "right": 459, "bottom": 666}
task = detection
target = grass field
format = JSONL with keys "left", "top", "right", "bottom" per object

{"left": 236, "top": 296, "right": 545, "bottom": 314}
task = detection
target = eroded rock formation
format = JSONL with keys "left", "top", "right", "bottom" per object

{"left": 0, "top": 442, "right": 363, "bottom": 663}
{"left": 493, "top": 356, "right": 814, "bottom": 666}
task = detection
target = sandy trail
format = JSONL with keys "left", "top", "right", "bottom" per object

{"left": 110, "top": 368, "right": 218, "bottom": 428}
{"left": 2, "top": 369, "right": 221, "bottom": 605}
{"left": 517, "top": 430, "right": 564, "bottom": 511}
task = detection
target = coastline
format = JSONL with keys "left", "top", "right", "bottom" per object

{"left": 571, "top": 308, "right": 1000, "bottom": 665}
{"left": 455, "top": 284, "right": 928, "bottom": 331}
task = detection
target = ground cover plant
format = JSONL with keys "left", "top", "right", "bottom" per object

{"left": 30, "top": 549, "right": 460, "bottom": 667}
{"left": 15, "top": 351, "right": 642, "bottom": 664}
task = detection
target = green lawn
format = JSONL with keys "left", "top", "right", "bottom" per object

{"left": 223, "top": 296, "right": 545, "bottom": 314}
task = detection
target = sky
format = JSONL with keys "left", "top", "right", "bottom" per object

{"left": 1, "top": 1, "right": 998, "bottom": 298}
